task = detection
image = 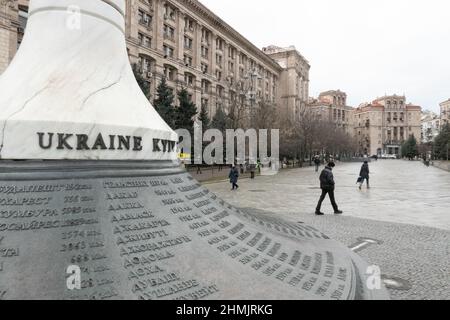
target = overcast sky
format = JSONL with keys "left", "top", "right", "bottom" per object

{"left": 200, "top": 0, "right": 450, "bottom": 113}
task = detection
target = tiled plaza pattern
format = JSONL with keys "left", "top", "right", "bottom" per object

{"left": 207, "top": 160, "right": 450, "bottom": 300}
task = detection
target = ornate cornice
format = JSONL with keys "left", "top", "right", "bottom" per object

{"left": 175, "top": 0, "right": 282, "bottom": 73}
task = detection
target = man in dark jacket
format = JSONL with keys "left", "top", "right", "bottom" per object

{"left": 359, "top": 161, "right": 370, "bottom": 190}
{"left": 229, "top": 165, "right": 240, "bottom": 190}
{"left": 315, "top": 162, "right": 343, "bottom": 215}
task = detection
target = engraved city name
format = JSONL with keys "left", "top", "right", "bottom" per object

{"left": 38, "top": 132, "right": 143, "bottom": 151}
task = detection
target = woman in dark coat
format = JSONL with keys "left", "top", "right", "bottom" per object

{"left": 229, "top": 165, "right": 240, "bottom": 190}
{"left": 359, "top": 161, "right": 370, "bottom": 190}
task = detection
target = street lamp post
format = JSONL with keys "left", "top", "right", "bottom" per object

{"left": 244, "top": 68, "right": 262, "bottom": 127}
{"left": 228, "top": 68, "right": 261, "bottom": 128}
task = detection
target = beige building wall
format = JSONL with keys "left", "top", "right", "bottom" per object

{"left": 421, "top": 111, "right": 441, "bottom": 143}
{"left": 125, "top": 0, "right": 283, "bottom": 119}
{"left": 308, "top": 90, "right": 354, "bottom": 135}
{"left": 0, "top": 1, "right": 19, "bottom": 75}
{"left": 3, "top": 0, "right": 309, "bottom": 123}
{"left": 353, "top": 95, "right": 422, "bottom": 156}
{"left": 262, "top": 45, "right": 310, "bottom": 120}
{"left": 440, "top": 99, "right": 450, "bottom": 126}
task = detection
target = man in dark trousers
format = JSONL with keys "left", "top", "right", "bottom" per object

{"left": 314, "top": 156, "right": 321, "bottom": 172}
{"left": 229, "top": 165, "right": 240, "bottom": 191}
{"left": 315, "top": 162, "right": 343, "bottom": 216}
{"left": 359, "top": 160, "right": 370, "bottom": 190}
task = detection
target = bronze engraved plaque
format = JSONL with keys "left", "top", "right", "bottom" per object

{"left": 0, "top": 161, "right": 388, "bottom": 300}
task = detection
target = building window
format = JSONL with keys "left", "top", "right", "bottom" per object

{"left": 239, "top": 67, "right": 244, "bottom": 77}
{"left": 138, "top": 33, "right": 151, "bottom": 48}
{"left": 138, "top": 56, "right": 152, "bottom": 74}
{"left": 228, "top": 46, "right": 236, "bottom": 60}
{"left": 184, "top": 36, "right": 193, "bottom": 50}
{"left": 201, "top": 46, "right": 209, "bottom": 59}
{"left": 216, "top": 54, "right": 223, "bottom": 68}
{"left": 163, "top": 65, "right": 176, "bottom": 81}
{"left": 216, "top": 38, "right": 224, "bottom": 51}
{"left": 215, "top": 70, "right": 222, "bottom": 81}
{"left": 184, "top": 73, "right": 194, "bottom": 87}
{"left": 239, "top": 53, "right": 247, "bottom": 65}
{"left": 217, "top": 86, "right": 224, "bottom": 98}
{"left": 201, "top": 98, "right": 209, "bottom": 109}
{"left": 18, "top": 6, "right": 28, "bottom": 32}
{"left": 164, "top": 4, "right": 176, "bottom": 21}
{"left": 138, "top": 10, "right": 152, "bottom": 27}
{"left": 184, "top": 55, "right": 193, "bottom": 67}
{"left": 201, "top": 28, "right": 210, "bottom": 45}
{"left": 228, "top": 61, "right": 234, "bottom": 73}
{"left": 163, "top": 45, "right": 174, "bottom": 58}
{"left": 201, "top": 80, "right": 210, "bottom": 93}
{"left": 163, "top": 25, "right": 175, "bottom": 40}
{"left": 201, "top": 63, "right": 209, "bottom": 74}
{"left": 184, "top": 17, "right": 194, "bottom": 32}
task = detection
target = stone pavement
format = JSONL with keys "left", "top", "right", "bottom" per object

{"left": 206, "top": 160, "right": 450, "bottom": 300}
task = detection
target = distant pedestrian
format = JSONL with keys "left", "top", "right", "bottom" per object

{"left": 314, "top": 156, "right": 321, "bottom": 172}
{"left": 358, "top": 161, "right": 370, "bottom": 190}
{"left": 250, "top": 163, "right": 256, "bottom": 179}
{"left": 196, "top": 165, "right": 202, "bottom": 174}
{"left": 257, "top": 160, "right": 261, "bottom": 174}
{"left": 229, "top": 165, "right": 240, "bottom": 190}
{"left": 315, "top": 162, "right": 343, "bottom": 215}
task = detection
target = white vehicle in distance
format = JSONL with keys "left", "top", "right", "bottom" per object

{"left": 381, "top": 154, "right": 398, "bottom": 159}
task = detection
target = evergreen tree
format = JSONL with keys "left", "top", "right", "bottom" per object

{"left": 197, "top": 104, "right": 211, "bottom": 161}
{"left": 211, "top": 107, "right": 230, "bottom": 133}
{"left": 434, "top": 123, "right": 450, "bottom": 160}
{"left": 211, "top": 107, "right": 231, "bottom": 163}
{"left": 198, "top": 104, "right": 210, "bottom": 131}
{"left": 401, "top": 135, "right": 419, "bottom": 160}
{"left": 175, "top": 88, "right": 198, "bottom": 131}
{"left": 132, "top": 64, "right": 150, "bottom": 99}
{"left": 153, "top": 78, "right": 176, "bottom": 129}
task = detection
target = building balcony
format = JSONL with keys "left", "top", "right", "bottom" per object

{"left": 184, "top": 26, "right": 195, "bottom": 34}
{"left": 163, "top": 34, "right": 175, "bottom": 42}
{"left": 384, "top": 140, "right": 403, "bottom": 146}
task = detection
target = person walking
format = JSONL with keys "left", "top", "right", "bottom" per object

{"left": 250, "top": 163, "right": 256, "bottom": 179}
{"left": 229, "top": 165, "right": 240, "bottom": 191}
{"left": 359, "top": 160, "right": 370, "bottom": 190}
{"left": 315, "top": 162, "right": 343, "bottom": 216}
{"left": 256, "top": 160, "right": 261, "bottom": 174}
{"left": 314, "top": 156, "right": 321, "bottom": 172}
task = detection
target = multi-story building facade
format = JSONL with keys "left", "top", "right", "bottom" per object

{"left": 440, "top": 98, "right": 450, "bottom": 126}
{"left": 421, "top": 111, "right": 440, "bottom": 143}
{"left": 353, "top": 95, "right": 422, "bottom": 156}
{"left": 1, "top": 0, "right": 311, "bottom": 122}
{"left": 0, "top": 0, "right": 27, "bottom": 74}
{"left": 262, "top": 45, "right": 310, "bottom": 119}
{"left": 308, "top": 90, "right": 354, "bottom": 134}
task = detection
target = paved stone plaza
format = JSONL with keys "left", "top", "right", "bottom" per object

{"left": 207, "top": 160, "right": 450, "bottom": 300}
